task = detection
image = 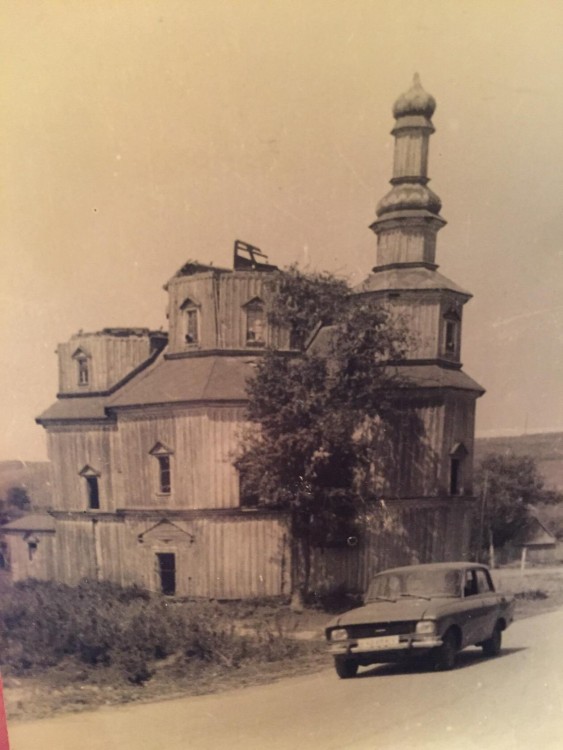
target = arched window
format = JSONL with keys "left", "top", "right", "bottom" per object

{"left": 150, "top": 442, "right": 174, "bottom": 495}
{"left": 79, "top": 465, "right": 101, "bottom": 509}
{"left": 72, "top": 348, "right": 91, "bottom": 386}
{"left": 449, "top": 443, "right": 468, "bottom": 496}
{"left": 244, "top": 297, "right": 265, "bottom": 347}
{"left": 180, "top": 298, "right": 200, "bottom": 345}
{"left": 442, "top": 308, "right": 461, "bottom": 357}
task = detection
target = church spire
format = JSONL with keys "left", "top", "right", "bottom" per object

{"left": 370, "top": 75, "right": 446, "bottom": 270}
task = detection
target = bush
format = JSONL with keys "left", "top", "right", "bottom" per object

{"left": 514, "top": 589, "right": 549, "bottom": 601}
{"left": 0, "top": 580, "right": 302, "bottom": 683}
{"left": 306, "top": 584, "right": 363, "bottom": 613}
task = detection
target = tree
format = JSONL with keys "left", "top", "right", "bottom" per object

{"left": 474, "top": 453, "right": 560, "bottom": 562}
{"left": 7, "top": 486, "right": 31, "bottom": 511}
{"left": 237, "top": 268, "right": 409, "bottom": 607}
{"left": 0, "top": 485, "right": 31, "bottom": 525}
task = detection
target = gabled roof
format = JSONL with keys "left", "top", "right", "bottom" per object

{"left": 514, "top": 515, "right": 557, "bottom": 547}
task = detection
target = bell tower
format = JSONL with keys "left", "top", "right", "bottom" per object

{"left": 356, "top": 75, "right": 481, "bottom": 370}
{"left": 354, "top": 75, "right": 484, "bottom": 517}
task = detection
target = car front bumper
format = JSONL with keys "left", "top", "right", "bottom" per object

{"left": 329, "top": 634, "right": 443, "bottom": 657}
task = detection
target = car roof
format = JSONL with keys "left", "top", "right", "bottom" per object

{"left": 372, "top": 562, "right": 488, "bottom": 576}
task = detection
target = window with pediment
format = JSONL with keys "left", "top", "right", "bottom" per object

{"left": 149, "top": 442, "right": 174, "bottom": 495}
{"left": 79, "top": 465, "right": 101, "bottom": 509}
{"left": 244, "top": 297, "right": 265, "bottom": 347}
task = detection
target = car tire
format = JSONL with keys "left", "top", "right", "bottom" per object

{"left": 334, "top": 656, "right": 359, "bottom": 679}
{"left": 482, "top": 623, "right": 502, "bottom": 657}
{"left": 433, "top": 629, "right": 458, "bottom": 671}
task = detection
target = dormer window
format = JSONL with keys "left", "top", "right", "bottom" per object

{"left": 180, "top": 298, "right": 200, "bottom": 345}
{"left": 72, "top": 348, "right": 91, "bottom": 386}
{"left": 150, "top": 442, "right": 174, "bottom": 495}
{"left": 244, "top": 298, "right": 265, "bottom": 347}
{"left": 442, "top": 308, "right": 461, "bottom": 357}
{"left": 79, "top": 465, "right": 101, "bottom": 509}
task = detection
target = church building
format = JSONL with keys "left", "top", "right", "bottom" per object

{"left": 3, "top": 77, "right": 484, "bottom": 598}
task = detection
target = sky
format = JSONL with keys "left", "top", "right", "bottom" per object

{"left": 1, "top": 0, "right": 563, "bottom": 461}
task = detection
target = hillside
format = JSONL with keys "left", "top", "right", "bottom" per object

{"left": 475, "top": 432, "right": 563, "bottom": 491}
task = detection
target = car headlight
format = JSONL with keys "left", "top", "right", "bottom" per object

{"left": 415, "top": 620, "right": 436, "bottom": 635}
{"left": 330, "top": 628, "right": 348, "bottom": 641}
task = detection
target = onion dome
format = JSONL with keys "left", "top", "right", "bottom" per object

{"left": 392, "top": 73, "right": 436, "bottom": 119}
{"left": 376, "top": 183, "right": 442, "bottom": 218}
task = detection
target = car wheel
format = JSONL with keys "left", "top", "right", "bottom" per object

{"left": 482, "top": 623, "right": 502, "bottom": 657}
{"left": 334, "top": 656, "right": 359, "bottom": 679}
{"left": 433, "top": 629, "right": 458, "bottom": 671}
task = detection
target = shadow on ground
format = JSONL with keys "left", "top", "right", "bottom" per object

{"left": 355, "top": 646, "right": 527, "bottom": 679}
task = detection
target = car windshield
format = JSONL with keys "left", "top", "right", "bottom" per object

{"left": 365, "top": 568, "right": 462, "bottom": 602}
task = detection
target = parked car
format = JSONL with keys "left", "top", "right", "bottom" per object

{"left": 326, "top": 562, "right": 515, "bottom": 678}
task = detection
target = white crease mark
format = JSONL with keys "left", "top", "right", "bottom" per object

{"left": 492, "top": 305, "right": 563, "bottom": 328}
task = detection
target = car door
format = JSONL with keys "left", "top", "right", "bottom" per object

{"left": 475, "top": 568, "right": 499, "bottom": 640}
{"left": 460, "top": 569, "right": 485, "bottom": 646}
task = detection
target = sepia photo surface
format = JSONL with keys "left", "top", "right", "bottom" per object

{"left": 1, "top": 1, "right": 563, "bottom": 748}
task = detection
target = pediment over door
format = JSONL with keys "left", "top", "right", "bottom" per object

{"left": 137, "top": 519, "right": 195, "bottom": 545}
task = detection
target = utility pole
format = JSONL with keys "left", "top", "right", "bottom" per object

{"left": 478, "top": 471, "right": 488, "bottom": 563}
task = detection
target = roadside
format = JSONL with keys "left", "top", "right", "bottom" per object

{"left": 3, "top": 565, "right": 563, "bottom": 723}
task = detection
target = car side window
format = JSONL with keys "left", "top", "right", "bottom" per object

{"left": 475, "top": 569, "right": 493, "bottom": 593}
{"left": 464, "top": 570, "right": 478, "bottom": 597}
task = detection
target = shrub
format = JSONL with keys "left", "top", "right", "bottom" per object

{"left": 0, "top": 580, "right": 303, "bottom": 683}
{"left": 514, "top": 589, "right": 548, "bottom": 601}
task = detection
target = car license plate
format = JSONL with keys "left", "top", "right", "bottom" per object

{"left": 358, "top": 635, "right": 400, "bottom": 650}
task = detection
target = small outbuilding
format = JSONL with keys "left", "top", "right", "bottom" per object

{"left": 513, "top": 515, "right": 557, "bottom": 568}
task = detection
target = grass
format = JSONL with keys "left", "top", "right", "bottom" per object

{"left": 3, "top": 566, "right": 563, "bottom": 722}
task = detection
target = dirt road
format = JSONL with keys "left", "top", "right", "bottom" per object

{"left": 8, "top": 608, "right": 563, "bottom": 750}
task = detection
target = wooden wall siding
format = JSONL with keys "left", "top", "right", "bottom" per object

{"left": 167, "top": 274, "right": 220, "bottom": 353}
{"left": 58, "top": 334, "right": 153, "bottom": 394}
{"left": 58, "top": 514, "right": 290, "bottom": 598}
{"left": 387, "top": 297, "right": 440, "bottom": 360}
{"left": 309, "top": 500, "right": 474, "bottom": 593}
{"left": 378, "top": 229, "right": 428, "bottom": 268}
{"left": 116, "top": 406, "right": 247, "bottom": 510}
{"left": 393, "top": 133, "right": 428, "bottom": 180}
{"left": 373, "top": 398, "right": 445, "bottom": 499}
{"left": 53, "top": 519, "right": 98, "bottom": 584}
{"left": 441, "top": 393, "right": 476, "bottom": 495}
{"left": 4, "top": 534, "right": 57, "bottom": 582}
{"left": 167, "top": 272, "right": 290, "bottom": 354}
{"left": 47, "top": 425, "right": 117, "bottom": 512}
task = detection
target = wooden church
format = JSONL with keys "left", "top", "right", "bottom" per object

{"left": 3, "top": 77, "right": 484, "bottom": 598}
